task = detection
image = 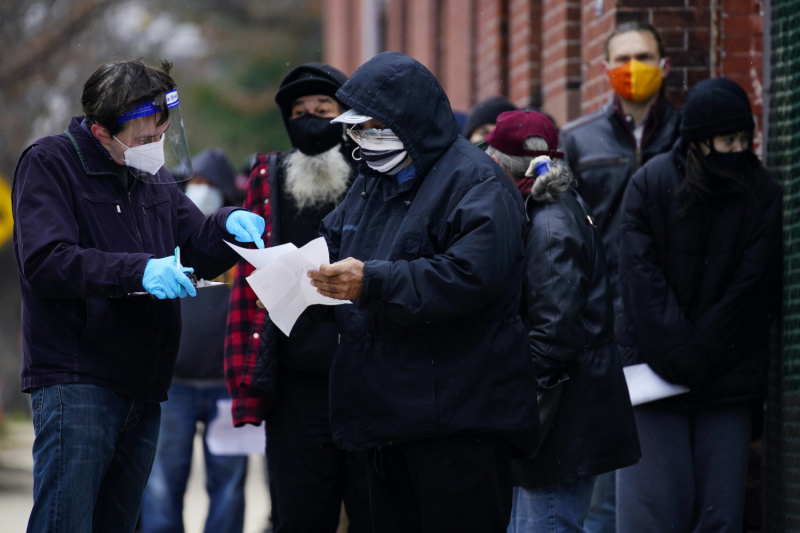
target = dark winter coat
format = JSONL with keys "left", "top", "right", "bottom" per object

{"left": 13, "top": 117, "right": 240, "bottom": 402}
{"left": 561, "top": 95, "right": 681, "bottom": 330}
{"left": 512, "top": 186, "right": 640, "bottom": 489}
{"left": 617, "top": 140, "right": 782, "bottom": 407}
{"left": 320, "top": 52, "right": 539, "bottom": 451}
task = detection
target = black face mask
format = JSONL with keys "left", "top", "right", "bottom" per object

{"left": 705, "top": 149, "right": 759, "bottom": 177}
{"left": 286, "top": 114, "right": 344, "bottom": 156}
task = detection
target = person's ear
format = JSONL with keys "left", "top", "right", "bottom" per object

{"left": 660, "top": 56, "right": 671, "bottom": 78}
{"left": 90, "top": 123, "right": 112, "bottom": 146}
{"left": 601, "top": 61, "right": 610, "bottom": 76}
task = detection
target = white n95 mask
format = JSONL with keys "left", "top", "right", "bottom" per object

{"left": 185, "top": 183, "right": 224, "bottom": 217}
{"left": 114, "top": 134, "right": 166, "bottom": 175}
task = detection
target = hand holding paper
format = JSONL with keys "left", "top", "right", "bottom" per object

{"left": 226, "top": 237, "right": 350, "bottom": 335}
{"left": 308, "top": 257, "right": 365, "bottom": 300}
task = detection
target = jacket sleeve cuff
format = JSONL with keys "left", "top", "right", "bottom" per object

{"left": 230, "top": 394, "right": 270, "bottom": 427}
{"left": 359, "top": 260, "right": 391, "bottom": 309}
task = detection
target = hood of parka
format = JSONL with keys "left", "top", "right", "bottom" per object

{"left": 334, "top": 52, "right": 460, "bottom": 178}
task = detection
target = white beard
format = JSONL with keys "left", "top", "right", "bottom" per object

{"left": 283, "top": 145, "right": 352, "bottom": 211}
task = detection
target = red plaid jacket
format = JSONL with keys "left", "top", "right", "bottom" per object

{"left": 224, "top": 154, "right": 273, "bottom": 426}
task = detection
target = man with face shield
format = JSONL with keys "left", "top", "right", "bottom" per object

{"left": 558, "top": 22, "right": 681, "bottom": 531}
{"left": 224, "top": 63, "right": 370, "bottom": 532}
{"left": 11, "top": 59, "right": 265, "bottom": 532}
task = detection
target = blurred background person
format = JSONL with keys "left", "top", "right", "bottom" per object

{"left": 224, "top": 63, "right": 371, "bottom": 533}
{"left": 559, "top": 22, "right": 680, "bottom": 531}
{"left": 463, "top": 95, "right": 517, "bottom": 144}
{"left": 484, "top": 109, "right": 640, "bottom": 532}
{"left": 615, "top": 78, "right": 781, "bottom": 532}
{"left": 141, "top": 148, "right": 249, "bottom": 533}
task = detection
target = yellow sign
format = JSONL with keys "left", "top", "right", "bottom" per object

{"left": 0, "top": 173, "right": 12, "bottom": 249}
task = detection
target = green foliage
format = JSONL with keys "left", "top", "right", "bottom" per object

{"left": 181, "top": 81, "right": 290, "bottom": 171}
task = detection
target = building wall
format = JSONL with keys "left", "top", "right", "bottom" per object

{"left": 323, "top": 0, "right": 764, "bottom": 129}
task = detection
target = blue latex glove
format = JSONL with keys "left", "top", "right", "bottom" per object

{"left": 226, "top": 210, "right": 266, "bottom": 249}
{"left": 142, "top": 256, "right": 197, "bottom": 299}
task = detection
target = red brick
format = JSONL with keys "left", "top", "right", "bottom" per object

{"left": 723, "top": 14, "right": 763, "bottom": 35}
{"left": 661, "top": 29, "right": 686, "bottom": 50}
{"left": 722, "top": 34, "right": 762, "bottom": 55}
{"left": 652, "top": 10, "right": 711, "bottom": 30}
{"left": 722, "top": 0, "right": 761, "bottom": 15}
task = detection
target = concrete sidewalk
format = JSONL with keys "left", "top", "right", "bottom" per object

{"left": 0, "top": 416, "right": 271, "bottom": 533}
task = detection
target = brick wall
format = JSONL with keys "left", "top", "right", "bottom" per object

{"left": 323, "top": 0, "right": 356, "bottom": 75}
{"left": 541, "top": 0, "right": 582, "bottom": 126}
{"left": 508, "top": 0, "right": 543, "bottom": 109}
{"left": 383, "top": 0, "right": 407, "bottom": 52}
{"left": 717, "top": 0, "right": 765, "bottom": 148}
{"left": 323, "top": 0, "right": 764, "bottom": 129}
{"left": 474, "top": 0, "right": 508, "bottom": 99}
{"left": 581, "top": 0, "right": 617, "bottom": 113}
{"left": 406, "top": 0, "right": 438, "bottom": 72}
{"left": 440, "top": 0, "right": 476, "bottom": 113}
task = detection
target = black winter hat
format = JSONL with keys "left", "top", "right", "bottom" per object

{"left": 463, "top": 96, "right": 517, "bottom": 138}
{"left": 680, "top": 78, "right": 755, "bottom": 142}
{"left": 192, "top": 148, "right": 237, "bottom": 204}
{"left": 275, "top": 63, "right": 348, "bottom": 122}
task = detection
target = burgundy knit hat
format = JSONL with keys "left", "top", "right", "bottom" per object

{"left": 485, "top": 109, "right": 564, "bottom": 159}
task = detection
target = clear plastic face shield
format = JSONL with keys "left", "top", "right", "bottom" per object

{"left": 115, "top": 89, "right": 193, "bottom": 184}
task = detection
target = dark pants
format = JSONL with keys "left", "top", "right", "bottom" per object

{"left": 366, "top": 433, "right": 512, "bottom": 533}
{"left": 616, "top": 402, "right": 752, "bottom": 533}
{"left": 267, "top": 440, "right": 372, "bottom": 533}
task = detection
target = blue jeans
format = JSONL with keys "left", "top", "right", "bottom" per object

{"left": 508, "top": 476, "right": 597, "bottom": 533}
{"left": 583, "top": 471, "right": 616, "bottom": 533}
{"left": 28, "top": 383, "right": 160, "bottom": 533}
{"left": 140, "top": 383, "right": 247, "bottom": 533}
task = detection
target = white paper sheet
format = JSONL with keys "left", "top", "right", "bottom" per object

{"left": 623, "top": 363, "right": 690, "bottom": 406}
{"left": 205, "top": 399, "right": 266, "bottom": 455}
{"left": 225, "top": 241, "right": 298, "bottom": 270}
{"left": 227, "top": 238, "right": 350, "bottom": 336}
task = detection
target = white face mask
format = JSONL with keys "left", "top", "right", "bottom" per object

{"left": 184, "top": 183, "right": 224, "bottom": 217}
{"left": 114, "top": 134, "right": 166, "bottom": 175}
{"left": 354, "top": 128, "right": 410, "bottom": 175}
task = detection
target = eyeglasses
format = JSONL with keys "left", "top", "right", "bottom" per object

{"left": 346, "top": 125, "right": 392, "bottom": 145}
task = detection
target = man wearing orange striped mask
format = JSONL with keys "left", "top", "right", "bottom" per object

{"left": 560, "top": 22, "right": 681, "bottom": 533}
{"left": 604, "top": 24, "right": 671, "bottom": 122}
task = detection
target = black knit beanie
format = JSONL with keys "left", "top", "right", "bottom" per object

{"left": 463, "top": 96, "right": 517, "bottom": 138}
{"left": 680, "top": 78, "right": 755, "bottom": 142}
{"left": 274, "top": 63, "right": 349, "bottom": 127}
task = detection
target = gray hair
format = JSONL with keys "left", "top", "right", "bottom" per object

{"left": 486, "top": 136, "right": 575, "bottom": 203}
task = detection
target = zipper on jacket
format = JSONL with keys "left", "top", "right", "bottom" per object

{"left": 635, "top": 148, "right": 642, "bottom": 170}
{"left": 128, "top": 181, "right": 145, "bottom": 248}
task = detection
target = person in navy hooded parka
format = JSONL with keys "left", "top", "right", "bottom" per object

{"left": 308, "top": 52, "right": 539, "bottom": 532}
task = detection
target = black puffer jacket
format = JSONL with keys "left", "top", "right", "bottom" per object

{"left": 320, "top": 52, "right": 539, "bottom": 451}
{"left": 561, "top": 95, "right": 680, "bottom": 330}
{"left": 512, "top": 186, "right": 640, "bottom": 489}
{"left": 617, "top": 140, "right": 782, "bottom": 407}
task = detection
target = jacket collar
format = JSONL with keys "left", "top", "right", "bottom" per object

{"left": 65, "top": 116, "right": 124, "bottom": 177}
{"left": 606, "top": 92, "right": 672, "bottom": 149}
